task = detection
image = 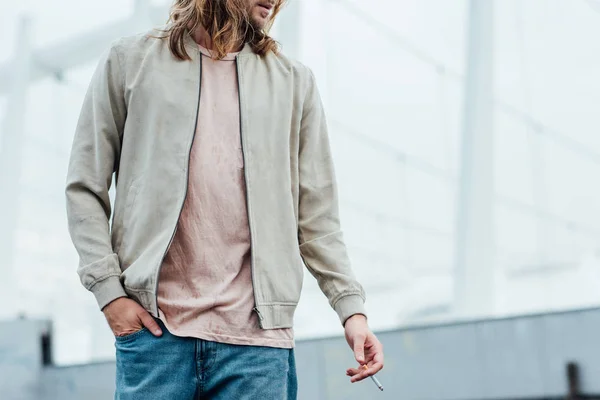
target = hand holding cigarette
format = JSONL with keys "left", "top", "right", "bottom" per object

{"left": 344, "top": 314, "right": 385, "bottom": 390}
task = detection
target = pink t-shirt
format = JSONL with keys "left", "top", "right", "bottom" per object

{"left": 156, "top": 45, "right": 293, "bottom": 348}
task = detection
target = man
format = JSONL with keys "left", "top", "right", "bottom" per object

{"left": 66, "top": 0, "right": 384, "bottom": 398}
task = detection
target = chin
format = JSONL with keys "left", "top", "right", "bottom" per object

{"left": 251, "top": 19, "right": 268, "bottom": 30}
{"left": 251, "top": 12, "right": 270, "bottom": 29}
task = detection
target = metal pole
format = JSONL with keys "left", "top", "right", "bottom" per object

{"left": 567, "top": 362, "right": 581, "bottom": 400}
{"left": 0, "top": 16, "right": 33, "bottom": 318}
{"left": 453, "top": 0, "right": 495, "bottom": 317}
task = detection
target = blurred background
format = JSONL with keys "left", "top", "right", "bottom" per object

{"left": 1, "top": 0, "right": 599, "bottom": 398}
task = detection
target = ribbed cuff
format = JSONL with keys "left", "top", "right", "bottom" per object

{"left": 90, "top": 274, "right": 128, "bottom": 311}
{"left": 334, "top": 294, "right": 367, "bottom": 326}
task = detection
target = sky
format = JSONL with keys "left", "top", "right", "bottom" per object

{"left": 1, "top": 0, "right": 600, "bottom": 365}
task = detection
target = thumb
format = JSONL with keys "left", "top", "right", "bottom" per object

{"left": 353, "top": 337, "right": 365, "bottom": 365}
{"left": 139, "top": 311, "right": 163, "bottom": 337}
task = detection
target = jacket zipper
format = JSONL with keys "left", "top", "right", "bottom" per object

{"left": 153, "top": 52, "right": 203, "bottom": 316}
{"left": 235, "top": 55, "right": 263, "bottom": 328}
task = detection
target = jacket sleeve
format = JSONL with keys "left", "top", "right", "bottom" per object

{"left": 65, "top": 42, "right": 128, "bottom": 311}
{"left": 297, "top": 68, "right": 367, "bottom": 326}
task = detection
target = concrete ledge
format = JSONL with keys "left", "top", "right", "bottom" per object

{"left": 4, "top": 308, "right": 600, "bottom": 399}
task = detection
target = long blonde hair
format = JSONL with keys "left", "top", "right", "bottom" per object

{"left": 163, "top": 0, "right": 285, "bottom": 60}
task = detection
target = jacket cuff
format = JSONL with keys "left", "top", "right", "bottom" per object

{"left": 90, "top": 274, "right": 128, "bottom": 311}
{"left": 334, "top": 294, "right": 367, "bottom": 326}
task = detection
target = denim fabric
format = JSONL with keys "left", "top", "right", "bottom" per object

{"left": 114, "top": 319, "right": 297, "bottom": 399}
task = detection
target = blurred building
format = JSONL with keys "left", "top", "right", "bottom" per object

{"left": 0, "top": 0, "right": 599, "bottom": 374}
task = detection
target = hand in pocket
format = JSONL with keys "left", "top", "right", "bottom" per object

{"left": 102, "top": 297, "right": 163, "bottom": 337}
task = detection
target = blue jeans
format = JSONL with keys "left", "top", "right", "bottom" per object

{"left": 114, "top": 318, "right": 297, "bottom": 399}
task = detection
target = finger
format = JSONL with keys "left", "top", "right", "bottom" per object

{"left": 367, "top": 346, "right": 384, "bottom": 364}
{"left": 365, "top": 361, "right": 384, "bottom": 375}
{"left": 347, "top": 355, "right": 383, "bottom": 377}
{"left": 138, "top": 311, "right": 162, "bottom": 336}
{"left": 350, "top": 369, "right": 370, "bottom": 383}
{"left": 350, "top": 363, "right": 382, "bottom": 383}
{"left": 371, "top": 349, "right": 384, "bottom": 371}
{"left": 349, "top": 365, "right": 369, "bottom": 382}
{"left": 363, "top": 342, "right": 384, "bottom": 365}
{"left": 353, "top": 337, "right": 366, "bottom": 365}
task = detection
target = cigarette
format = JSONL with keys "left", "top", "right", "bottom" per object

{"left": 363, "top": 364, "right": 383, "bottom": 391}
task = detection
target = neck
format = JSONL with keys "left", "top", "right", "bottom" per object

{"left": 192, "top": 25, "right": 245, "bottom": 52}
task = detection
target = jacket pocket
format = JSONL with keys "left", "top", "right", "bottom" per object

{"left": 122, "top": 185, "right": 140, "bottom": 240}
{"left": 114, "top": 180, "right": 141, "bottom": 256}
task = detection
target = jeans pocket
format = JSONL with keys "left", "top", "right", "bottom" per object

{"left": 114, "top": 327, "right": 148, "bottom": 342}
